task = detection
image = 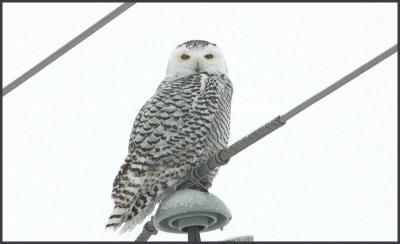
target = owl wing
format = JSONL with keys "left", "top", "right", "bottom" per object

{"left": 107, "top": 72, "right": 231, "bottom": 232}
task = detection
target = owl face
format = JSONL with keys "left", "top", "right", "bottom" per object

{"left": 166, "top": 40, "right": 228, "bottom": 78}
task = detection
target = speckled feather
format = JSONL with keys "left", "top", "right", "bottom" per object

{"left": 106, "top": 71, "right": 233, "bottom": 233}
{"left": 177, "top": 40, "right": 217, "bottom": 49}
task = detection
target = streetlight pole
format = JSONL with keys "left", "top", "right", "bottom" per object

{"left": 186, "top": 226, "right": 201, "bottom": 242}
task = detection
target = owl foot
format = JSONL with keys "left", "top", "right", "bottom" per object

{"left": 176, "top": 168, "right": 210, "bottom": 192}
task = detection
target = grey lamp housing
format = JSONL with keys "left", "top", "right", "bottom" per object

{"left": 154, "top": 189, "right": 232, "bottom": 234}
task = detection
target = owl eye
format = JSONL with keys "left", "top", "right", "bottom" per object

{"left": 181, "top": 54, "right": 190, "bottom": 60}
{"left": 204, "top": 54, "right": 214, "bottom": 59}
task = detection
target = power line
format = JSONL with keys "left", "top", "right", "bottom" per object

{"left": 280, "top": 44, "right": 398, "bottom": 122}
{"left": 2, "top": 2, "right": 135, "bottom": 97}
{"left": 135, "top": 217, "right": 158, "bottom": 242}
{"left": 191, "top": 44, "right": 398, "bottom": 181}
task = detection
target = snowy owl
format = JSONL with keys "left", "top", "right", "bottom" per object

{"left": 106, "top": 40, "right": 233, "bottom": 233}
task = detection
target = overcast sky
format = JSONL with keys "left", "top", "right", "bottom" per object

{"left": 2, "top": 3, "right": 397, "bottom": 241}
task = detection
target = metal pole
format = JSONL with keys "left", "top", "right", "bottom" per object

{"left": 187, "top": 226, "right": 201, "bottom": 242}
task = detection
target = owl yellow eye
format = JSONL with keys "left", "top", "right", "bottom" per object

{"left": 181, "top": 54, "right": 190, "bottom": 60}
{"left": 204, "top": 54, "right": 214, "bottom": 59}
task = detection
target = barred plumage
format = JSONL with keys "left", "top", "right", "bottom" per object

{"left": 106, "top": 40, "right": 233, "bottom": 233}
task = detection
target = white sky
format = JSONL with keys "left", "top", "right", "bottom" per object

{"left": 2, "top": 3, "right": 397, "bottom": 241}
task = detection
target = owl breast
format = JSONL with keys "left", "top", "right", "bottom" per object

{"left": 179, "top": 72, "right": 233, "bottom": 188}
{"left": 202, "top": 74, "right": 233, "bottom": 158}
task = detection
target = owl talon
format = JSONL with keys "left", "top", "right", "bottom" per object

{"left": 176, "top": 167, "right": 209, "bottom": 192}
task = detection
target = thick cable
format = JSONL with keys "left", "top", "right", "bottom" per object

{"left": 135, "top": 217, "right": 158, "bottom": 242}
{"left": 2, "top": 2, "right": 135, "bottom": 96}
{"left": 280, "top": 44, "right": 398, "bottom": 122}
{"left": 192, "top": 44, "right": 397, "bottom": 180}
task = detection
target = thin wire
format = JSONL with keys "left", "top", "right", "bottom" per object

{"left": 192, "top": 44, "right": 397, "bottom": 180}
{"left": 2, "top": 2, "right": 135, "bottom": 97}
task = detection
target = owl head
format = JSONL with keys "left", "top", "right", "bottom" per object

{"left": 166, "top": 40, "right": 228, "bottom": 78}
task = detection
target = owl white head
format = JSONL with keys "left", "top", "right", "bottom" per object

{"left": 166, "top": 40, "right": 228, "bottom": 78}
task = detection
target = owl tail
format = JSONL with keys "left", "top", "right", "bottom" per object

{"left": 108, "top": 183, "right": 171, "bottom": 233}
{"left": 118, "top": 199, "right": 158, "bottom": 234}
{"left": 105, "top": 192, "right": 159, "bottom": 233}
{"left": 105, "top": 206, "right": 129, "bottom": 230}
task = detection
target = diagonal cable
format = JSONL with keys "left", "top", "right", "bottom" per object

{"left": 191, "top": 44, "right": 398, "bottom": 180}
{"left": 2, "top": 2, "right": 135, "bottom": 97}
{"left": 135, "top": 216, "right": 158, "bottom": 242}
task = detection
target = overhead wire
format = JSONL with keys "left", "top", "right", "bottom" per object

{"left": 192, "top": 44, "right": 398, "bottom": 181}
{"left": 2, "top": 2, "right": 135, "bottom": 96}
{"left": 135, "top": 217, "right": 158, "bottom": 242}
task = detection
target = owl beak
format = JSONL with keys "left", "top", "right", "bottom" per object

{"left": 194, "top": 61, "right": 201, "bottom": 72}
